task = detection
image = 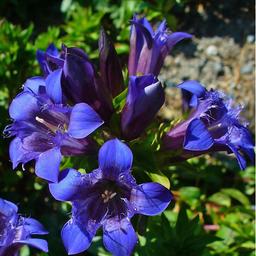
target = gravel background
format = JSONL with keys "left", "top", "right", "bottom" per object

{"left": 159, "top": 0, "right": 255, "bottom": 130}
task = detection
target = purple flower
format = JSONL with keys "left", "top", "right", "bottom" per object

{"left": 121, "top": 75, "right": 165, "bottom": 140}
{"left": 49, "top": 139, "right": 172, "bottom": 255}
{"left": 37, "top": 44, "right": 113, "bottom": 121}
{"left": 163, "top": 80, "right": 254, "bottom": 169}
{"left": 0, "top": 198, "right": 48, "bottom": 256}
{"left": 36, "top": 43, "right": 63, "bottom": 76}
{"left": 128, "top": 15, "right": 192, "bottom": 76}
{"left": 99, "top": 28, "right": 125, "bottom": 97}
{"left": 4, "top": 73, "right": 103, "bottom": 182}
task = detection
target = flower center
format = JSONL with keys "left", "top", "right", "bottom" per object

{"left": 35, "top": 116, "right": 68, "bottom": 134}
{"left": 101, "top": 189, "right": 117, "bottom": 203}
{"left": 36, "top": 116, "right": 57, "bottom": 132}
{"left": 208, "top": 122, "right": 223, "bottom": 132}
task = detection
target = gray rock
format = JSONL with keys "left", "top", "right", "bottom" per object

{"left": 213, "top": 62, "right": 224, "bottom": 74}
{"left": 246, "top": 35, "right": 255, "bottom": 44}
{"left": 240, "top": 63, "right": 254, "bottom": 74}
{"left": 206, "top": 45, "right": 218, "bottom": 56}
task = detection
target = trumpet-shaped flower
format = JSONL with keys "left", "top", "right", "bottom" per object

{"left": 5, "top": 73, "right": 103, "bottom": 182}
{"left": 0, "top": 198, "right": 48, "bottom": 256}
{"left": 163, "top": 80, "right": 254, "bottom": 169}
{"left": 121, "top": 75, "right": 165, "bottom": 140}
{"left": 128, "top": 15, "right": 192, "bottom": 76}
{"left": 49, "top": 139, "right": 172, "bottom": 255}
{"left": 99, "top": 28, "right": 125, "bottom": 97}
{"left": 36, "top": 44, "right": 113, "bottom": 121}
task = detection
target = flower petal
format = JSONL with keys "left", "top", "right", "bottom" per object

{"left": 62, "top": 47, "right": 97, "bottom": 104}
{"left": 130, "top": 182, "right": 172, "bottom": 216}
{"left": 46, "top": 43, "right": 59, "bottom": 56}
{"left": 99, "top": 139, "right": 133, "bottom": 179}
{"left": 23, "top": 218, "right": 48, "bottom": 235}
{"left": 178, "top": 80, "right": 206, "bottom": 97}
{"left": 61, "top": 220, "right": 94, "bottom": 255}
{"left": 16, "top": 238, "right": 48, "bottom": 252}
{"left": 130, "top": 18, "right": 153, "bottom": 47}
{"left": 227, "top": 144, "right": 247, "bottom": 170}
{"left": 49, "top": 169, "right": 85, "bottom": 201}
{"left": 45, "top": 68, "right": 63, "bottom": 104}
{"left": 156, "top": 18, "right": 167, "bottom": 31}
{"left": 68, "top": 103, "right": 103, "bottom": 139}
{"left": 10, "top": 137, "right": 38, "bottom": 169}
{"left": 36, "top": 44, "right": 60, "bottom": 75}
{"left": 35, "top": 147, "right": 62, "bottom": 183}
{"left": 36, "top": 50, "right": 49, "bottom": 75}
{"left": 23, "top": 77, "right": 45, "bottom": 94}
{"left": 22, "top": 132, "right": 53, "bottom": 152}
{"left": 229, "top": 125, "right": 255, "bottom": 165}
{"left": 0, "top": 198, "right": 18, "bottom": 217}
{"left": 166, "top": 32, "right": 192, "bottom": 49}
{"left": 9, "top": 92, "right": 38, "bottom": 120}
{"left": 121, "top": 75, "right": 164, "bottom": 140}
{"left": 184, "top": 119, "right": 214, "bottom": 151}
{"left": 103, "top": 218, "right": 137, "bottom": 256}
{"left": 99, "top": 28, "right": 124, "bottom": 97}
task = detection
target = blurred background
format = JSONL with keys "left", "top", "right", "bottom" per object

{"left": 0, "top": 0, "right": 255, "bottom": 255}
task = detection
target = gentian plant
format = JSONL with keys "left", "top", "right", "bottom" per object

{"left": 0, "top": 198, "right": 48, "bottom": 256}
{"left": 162, "top": 80, "right": 255, "bottom": 169}
{"left": 4, "top": 14, "right": 254, "bottom": 255}
{"left": 49, "top": 139, "right": 172, "bottom": 255}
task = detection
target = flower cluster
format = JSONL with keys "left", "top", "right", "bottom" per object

{"left": 4, "top": 14, "right": 254, "bottom": 256}
{"left": 162, "top": 80, "right": 254, "bottom": 169}
{"left": 0, "top": 198, "right": 48, "bottom": 255}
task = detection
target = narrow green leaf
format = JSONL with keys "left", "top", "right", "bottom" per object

{"left": 221, "top": 188, "right": 250, "bottom": 206}
{"left": 112, "top": 88, "right": 128, "bottom": 111}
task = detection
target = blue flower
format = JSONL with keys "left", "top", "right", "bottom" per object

{"left": 121, "top": 75, "right": 165, "bottom": 140}
{"left": 36, "top": 43, "right": 62, "bottom": 76}
{"left": 36, "top": 44, "right": 113, "bottom": 121}
{"left": 163, "top": 80, "right": 254, "bottom": 169}
{"left": 128, "top": 15, "right": 192, "bottom": 76}
{"left": 0, "top": 198, "right": 48, "bottom": 255}
{"left": 49, "top": 139, "right": 172, "bottom": 255}
{"left": 99, "top": 28, "right": 125, "bottom": 97}
{"left": 4, "top": 73, "right": 103, "bottom": 183}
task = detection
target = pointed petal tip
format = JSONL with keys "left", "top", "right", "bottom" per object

{"left": 68, "top": 103, "right": 104, "bottom": 139}
{"left": 103, "top": 218, "right": 138, "bottom": 256}
{"left": 49, "top": 168, "right": 83, "bottom": 201}
{"left": 35, "top": 148, "right": 62, "bottom": 183}
{"left": 61, "top": 221, "right": 93, "bottom": 255}
{"left": 99, "top": 139, "right": 133, "bottom": 178}
{"left": 177, "top": 80, "right": 206, "bottom": 97}
{"left": 131, "top": 182, "right": 172, "bottom": 216}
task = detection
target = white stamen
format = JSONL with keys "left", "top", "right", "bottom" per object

{"left": 35, "top": 116, "right": 44, "bottom": 124}
{"left": 101, "top": 190, "right": 117, "bottom": 203}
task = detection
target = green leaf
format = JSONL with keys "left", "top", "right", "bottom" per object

{"left": 112, "top": 88, "right": 128, "bottom": 111}
{"left": 20, "top": 246, "right": 30, "bottom": 256}
{"left": 147, "top": 170, "right": 170, "bottom": 189}
{"left": 176, "top": 207, "right": 189, "bottom": 237}
{"left": 61, "top": 0, "right": 73, "bottom": 13}
{"left": 220, "top": 188, "right": 250, "bottom": 206}
{"left": 179, "top": 186, "right": 201, "bottom": 208}
{"left": 240, "top": 241, "right": 256, "bottom": 249}
{"left": 208, "top": 192, "right": 231, "bottom": 207}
